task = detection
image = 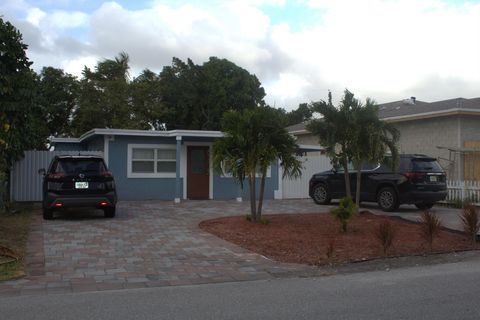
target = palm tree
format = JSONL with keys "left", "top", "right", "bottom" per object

{"left": 350, "top": 99, "right": 399, "bottom": 209}
{"left": 307, "top": 90, "right": 358, "bottom": 198}
{"left": 213, "top": 107, "right": 302, "bottom": 222}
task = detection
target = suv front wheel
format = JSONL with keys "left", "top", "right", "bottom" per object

{"left": 377, "top": 186, "right": 399, "bottom": 212}
{"left": 312, "top": 183, "right": 331, "bottom": 205}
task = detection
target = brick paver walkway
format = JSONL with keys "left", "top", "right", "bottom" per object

{"left": 0, "top": 200, "right": 324, "bottom": 297}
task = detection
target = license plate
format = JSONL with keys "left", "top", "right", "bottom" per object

{"left": 75, "top": 182, "right": 89, "bottom": 189}
{"left": 429, "top": 176, "right": 438, "bottom": 182}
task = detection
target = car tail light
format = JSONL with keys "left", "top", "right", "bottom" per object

{"left": 100, "top": 202, "right": 108, "bottom": 206}
{"left": 101, "top": 171, "right": 113, "bottom": 178}
{"left": 403, "top": 172, "right": 425, "bottom": 182}
{"left": 55, "top": 203, "right": 63, "bottom": 208}
{"left": 48, "top": 172, "right": 65, "bottom": 179}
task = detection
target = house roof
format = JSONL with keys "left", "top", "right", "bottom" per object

{"left": 50, "top": 128, "right": 224, "bottom": 144}
{"left": 378, "top": 97, "right": 480, "bottom": 121}
{"left": 287, "top": 96, "right": 480, "bottom": 134}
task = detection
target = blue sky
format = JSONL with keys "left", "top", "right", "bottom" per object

{"left": 2, "top": 0, "right": 480, "bottom": 109}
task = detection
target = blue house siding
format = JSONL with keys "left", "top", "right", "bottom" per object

{"left": 108, "top": 135, "right": 181, "bottom": 200}
{"left": 84, "top": 136, "right": 104, "bottom": 151}
{"left": 213, "top": 161, "right": 279, "bottom": 200}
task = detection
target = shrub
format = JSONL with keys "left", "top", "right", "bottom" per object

{"left": 460, "top": 205, "right": 479, "bottom": 248}
{"left": 330, "top": 197, "right": 357, "bottom": 233}
{"left": 374, "top": 220, "right": 397, "bottom": 255}
{"left": 245, "top": 214, "right": 252, "bottom": 222}
{"left": 420, "top": 210, "right": 442, "bottom": 251}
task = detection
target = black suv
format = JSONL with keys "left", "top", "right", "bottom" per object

{"left": 40, "top": 155, "right": 117, "bottom": 219}
{"left": 309, "top": 154, "right": 447, "bottom": 211}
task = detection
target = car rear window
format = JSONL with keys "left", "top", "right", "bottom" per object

{"left": 53, "top": 159, "right": 106, "bottom": 175}
{"left": 411, "top": 159, "right": 443, "bottom": 172}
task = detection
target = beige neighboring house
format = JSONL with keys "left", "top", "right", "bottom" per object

{"left": 287, "top": 97, "right": 480, "bottom": 182}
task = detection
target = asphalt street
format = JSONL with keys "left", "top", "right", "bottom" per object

{"left": 2, "top": 255, "right": 480, "bottom": 320}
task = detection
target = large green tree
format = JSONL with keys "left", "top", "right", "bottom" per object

{"left": 72, "top": 52, "right": 136, "bottom": 135}
{"left": 285, "top": 103, "right": 314, "bottom": 126}
{"left": 36, "top": 67, "right": 79, "bottom": 140}
{"left": 307, "top": 90, "right": 358, "bottom": 198}
{"left": 0, "top": 18, "right": 37, "bottom": 207}
{"left": 160, "top": 57, "right": 266, "bottom": 130}
{"left": 213, "top": 107, "right": 302, "bottom": 222}
{"left": 131, "top": 69, "right": 172, "bottom": 130}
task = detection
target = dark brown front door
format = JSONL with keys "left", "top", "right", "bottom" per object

{"left": 187, "top": 146, "right": 210, "bottom": 199}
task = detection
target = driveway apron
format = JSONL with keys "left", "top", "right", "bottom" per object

{"left": 0, "top": 200, "right": 322, "bottom": 297}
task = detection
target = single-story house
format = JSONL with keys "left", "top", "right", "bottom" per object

{"left": 287, "top": 96, "right": 480, "bottom": 181}
{"left": 50, "top": 128, "right": 321, "bottom": 202}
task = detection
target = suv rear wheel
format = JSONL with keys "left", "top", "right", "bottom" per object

{"left": 43, "top": 208, "right": 53, "bottom": 220}
{"left": 377, "top": 186, "right": 399, "bottom": 212}
{"left": 104, "top": 206, "right": 116, "bottom": 218}
{"left": 312, "top": 183, "right": 331, "bottom": 205}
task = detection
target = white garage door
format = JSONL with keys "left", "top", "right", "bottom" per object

{"left": 282, "top": 154, "right": 332, "bottom": 199}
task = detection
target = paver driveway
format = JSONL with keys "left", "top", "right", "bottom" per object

{"left": 0, "top": 200, "right": 323, "bottom": 297}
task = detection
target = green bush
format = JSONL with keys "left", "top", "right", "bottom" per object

{"left": 331, "top": 197, "right": 357, "bottom": 232}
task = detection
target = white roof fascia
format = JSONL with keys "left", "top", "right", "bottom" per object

{"left": 49, "top": 137, "right": 81, "bottom": 143}
{"left": 53, "top": 128, "right": 224, "bottom": 143}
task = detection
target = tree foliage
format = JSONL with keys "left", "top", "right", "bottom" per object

{"left": 0, "top": 18, "right": 37, "bottom": 171}
{"left": 284, "top": 103, "right": 314, "bottom": 126}
{"left": 307, "top": 90, "right": 358, "bottom": 198}
{"left": 350, "top": 97, "right": 399, "bottom": 209}
{"left": 72, "top": 52, "right": 135, "bottom": 135}
{"left": 36, "top": 67, "right": 79, "bottom": 140}
{"left": 213, "top": 107, "right": 302, "bottom": 222}
{"left": 160, "top": 57, "right": 266, "bottom": 130}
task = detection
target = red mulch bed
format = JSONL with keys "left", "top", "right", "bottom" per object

{"left": 199, "top": 212, "right": 474, "bottom": 265}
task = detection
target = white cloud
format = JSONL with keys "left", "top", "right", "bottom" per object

{"left": 2, "top": 0, "right": 480, "bottom": 110}
{"left": 26, "top": 7, "right": 46, "bottom": 26}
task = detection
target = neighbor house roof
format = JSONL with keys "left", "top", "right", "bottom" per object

{"left": 287, "top": 96, "right": 480, "bottom": 134}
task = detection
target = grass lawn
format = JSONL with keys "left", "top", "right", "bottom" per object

{"left": 0, "top": 205, "right": 34, "bottom": 281}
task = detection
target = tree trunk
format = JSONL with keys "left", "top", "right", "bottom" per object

{"left": 355, "top": 164, "right": 362, "bottom": 212}
{"left": 257, "top": 167, "right": 267, "bottom": 221}
{"left": 249, "top": 174, "right": 257, "bottom": 222}
{"left": 342, "top": 156, "right": 352, "bottom": 198}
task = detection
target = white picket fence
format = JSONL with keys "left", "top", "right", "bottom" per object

{"left": 446, "top": 180, "right": 480, "bottom": 204}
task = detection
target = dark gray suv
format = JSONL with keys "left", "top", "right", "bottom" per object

{"left": 309, "top": 154, "right": 447, "bottom": 211}
{"left": 40, "top": 156, "right": 117, "bottom": 219}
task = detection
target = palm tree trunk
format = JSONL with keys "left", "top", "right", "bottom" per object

{"left": 249, "top": 174, "right": 257, "bottom": 222}
{"left": 257, "top": 168, "right": 267, "bottom": 221}
{"left": 355, "top": 164, "right": 362, "bottom": 212}
{"left": 342, "top": 156, "right": 352, "bottom": 198}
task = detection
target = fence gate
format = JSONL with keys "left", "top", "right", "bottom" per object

{"left": 10, "top": 150, "right": 103, "bottom": 202}
{"left": 282, "top": 154, "right": 332, "bottom": 199}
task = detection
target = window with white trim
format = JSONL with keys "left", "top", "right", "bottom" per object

{"left": 128, "top": 144, "right": 177, "bottom": 178}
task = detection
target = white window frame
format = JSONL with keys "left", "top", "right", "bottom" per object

{"left": 127, "top": 144, "right": 177, "bottom": 178}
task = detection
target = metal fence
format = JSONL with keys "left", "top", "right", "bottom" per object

{"left": 10, "top": 150, "right": 103, "bottom": 202}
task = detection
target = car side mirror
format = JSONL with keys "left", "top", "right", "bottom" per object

{"left": 38, "top": 168, "right": 46, "bottom": 176}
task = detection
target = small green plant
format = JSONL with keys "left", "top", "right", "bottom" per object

{"left": 245, "top": 214, "right": 252, "bottom": 222}
{"left": 260, "top": 217, "right": 270, "bottom": 225}
{"left": 330, "top": 197, "right": 357, "bottom": 233}
{"left": 460, "top": 204, "right": 479, "bottom": 248}
{"left": 420, "top": 210, "right": 442, "bottom": 251}
{"left": 374, "top": 220, "right": 397, "bottom": 255}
